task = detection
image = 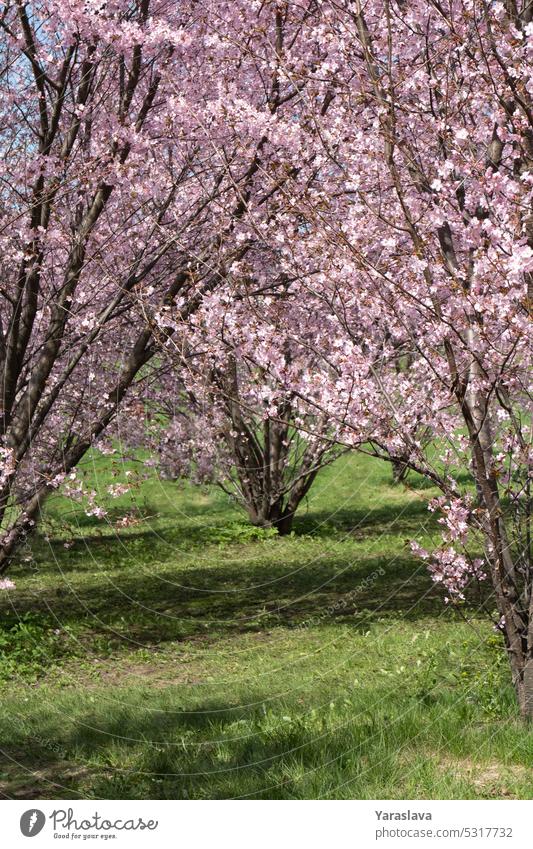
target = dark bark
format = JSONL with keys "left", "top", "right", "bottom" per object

{"left": 391, "top": 458, "right": 409, "bottom": 484}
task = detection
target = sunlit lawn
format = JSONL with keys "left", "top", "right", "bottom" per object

{"left": 0, "top": 453, "right": 531, "bottom": 799}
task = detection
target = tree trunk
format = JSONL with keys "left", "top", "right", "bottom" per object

{"left": 509, "top": 657, "right": 533, "bottom": 719}
{"left": 273, "top": 511, "right": 294, "bottom": 536}
{"left": 247, "top": 501, "right": 294, "bottom": 535}
{"left": 391, "top": 458, "right": 409, "bottom": 484}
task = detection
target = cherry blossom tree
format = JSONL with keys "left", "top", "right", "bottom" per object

{"left": 0, "top": 0, "right": 346, "bottom": 567}
{"left": 0, "top": 0, "right": 282, "bottom": 569}
{"left": 2, "top": 0, "right": 531, "bottom": 719}
{"left": 263, "top": 0, "right": 532, "bottom": 714}
{"left": 145, "top": 268, "right": 343, "bottom": 534}
{"left": 0, "top": 0, "right": 206, "bottom": 569}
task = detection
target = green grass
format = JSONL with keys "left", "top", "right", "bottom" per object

{"left": 0, "top": 453, "right": 531, "bottom": 800}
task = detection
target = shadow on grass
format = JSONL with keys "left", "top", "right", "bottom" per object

{"left": 0, "top": 696, "right": 384, "bottom": 799}
{"left": 0, "top": 679, "right": 519, "bottom": 800}
{"left": 294, "top": 496, "right": 437, "bottom": 537}
{"left": 1, "top": 548, "right": 457, "bottom": 655}
{"left": 0, "top": 495, "right": 460, "bottom": 655}
{"left": 32, "top": 495, "right": 440, "bottom": 575}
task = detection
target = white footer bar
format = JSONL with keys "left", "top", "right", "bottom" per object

{"left": 3, "top": 799, "right": 530, "bottom": 848}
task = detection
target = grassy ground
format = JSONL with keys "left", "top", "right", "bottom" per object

{"left": 0, "top": 453, "right": 531, "bottom": 799}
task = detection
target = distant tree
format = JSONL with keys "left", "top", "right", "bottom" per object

{"left": 149, "top": 280, "right": 342, "bottom": 534}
